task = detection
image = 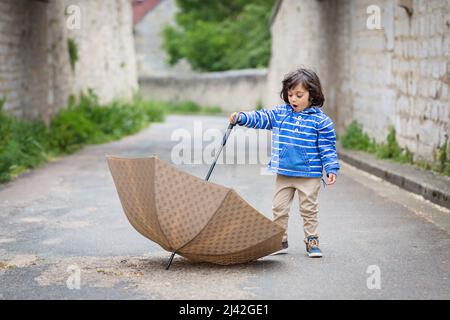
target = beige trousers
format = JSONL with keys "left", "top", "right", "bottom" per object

{"left": 272, "top": 174, "right": 322, "bottom": 243}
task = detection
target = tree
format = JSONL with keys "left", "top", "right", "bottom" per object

{"left": 162, "top": 0, "right": 275, "bottom": 72}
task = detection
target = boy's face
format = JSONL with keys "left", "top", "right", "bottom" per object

{"left": 288, "top": 83, "right": 310, "bottom": 112}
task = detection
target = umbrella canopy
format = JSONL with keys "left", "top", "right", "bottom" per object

{"left": 106, "top": 155, "right": 285, "bottom": 266}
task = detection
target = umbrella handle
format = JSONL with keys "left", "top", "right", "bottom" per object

{"left": 229, "top": 112, "right": 240, "bottom": 127}
{"left": 205, "top": 119, "right": 238, "bottom": 181}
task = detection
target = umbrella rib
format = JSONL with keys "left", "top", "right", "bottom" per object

{"left": 152, "top": 170, "right": 175, "bottom": 251}
{"left": 177, "top": 188, "right": 232, "bottom": 252}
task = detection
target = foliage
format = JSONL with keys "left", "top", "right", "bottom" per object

{"left": 67, "top": 38, "right": 79, "bottom": 71}
{"left": 0, "top": 99, "right": 50, "bottom": 182}
{"left": 341, "top": 120, "right": 449, "bottom": 176}
{"left": 341, "top": 120, "right": 371, "bottom": 151}
{"left": 162, "top": 0, "right": 275, "bottom": 71}
{"left": 165, "top": 100, "right": 222, "bottom": 114}
{"left": 0, "top": 91, "right": 222, "bottom": 184}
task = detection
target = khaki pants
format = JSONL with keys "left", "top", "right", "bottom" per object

{"left": 272, "top": 174, "right": 321, "bottom": 243}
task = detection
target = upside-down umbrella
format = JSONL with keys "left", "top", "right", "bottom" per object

{"left": 106, "top": 120, "right": 285, "bottom": 269}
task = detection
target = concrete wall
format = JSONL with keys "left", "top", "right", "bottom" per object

{"left": 139, "top": 69, "right": 267, "bottom": 112}
{"left": 0, "top": 0, "right": 138, "bottom": 124}
{"left": 264, "top": 0, "right": 338, "bottom": 120}
{"left": 266, "top": 0, "right": 450, "bottom": 162}
{"left": 391, "top": 0, "right": 450, "bottom": 161}
{"left": 1, "top": 0, "right": 447, "bottom": 163}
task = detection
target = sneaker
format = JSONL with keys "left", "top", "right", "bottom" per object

{"left": 306, "top": 236, "right": 322, "bottom": 258}
{"left": 272, "top": 240, "right": 288, "bottom": 255}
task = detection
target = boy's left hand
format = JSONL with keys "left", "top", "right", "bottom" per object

{"left": 327, "top": 173, "right": 337, "bottom": 185}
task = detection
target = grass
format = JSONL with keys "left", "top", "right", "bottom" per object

{"left": 341, "top": 121, "right": 371, "bottom": 151}
{"left": 341, "top": 120, "right": 450, "bottom": 177}
{"left": 165, "top": 100, "right": 222, "bottom": 115}
{"left": 0, "top": 92, "right": 222, "bottom": 184}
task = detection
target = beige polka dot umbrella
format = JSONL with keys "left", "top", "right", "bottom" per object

{"left": 106, "top": 121, "right": 285, "bottom": 269}
{"left": 107, "top": 155, "right": 285, "bottom": 268}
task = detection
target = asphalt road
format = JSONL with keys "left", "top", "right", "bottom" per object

{"left": 0, "top": 115, "right": 449, "bottom": 299}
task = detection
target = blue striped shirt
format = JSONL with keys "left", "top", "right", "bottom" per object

{"left": 238, "top": 104, "right": 340, "bottom": 178}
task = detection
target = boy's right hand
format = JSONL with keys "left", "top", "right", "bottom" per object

{"left": 229, "top": 112, "right": 241, "bottom": 124}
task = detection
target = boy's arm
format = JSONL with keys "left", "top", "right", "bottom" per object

{"left": 237, "top": 106, "right": 283, "bottom": 130}
{"left": 317, "top": 116, "right": 340, "bottom": 176}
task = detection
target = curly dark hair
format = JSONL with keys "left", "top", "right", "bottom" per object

{"left": 280, "top": 68, "right": 325, "bottom": 108}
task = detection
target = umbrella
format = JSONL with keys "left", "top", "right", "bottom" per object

{"left": 106, "top": 120, "right": 285, "bottom": 269}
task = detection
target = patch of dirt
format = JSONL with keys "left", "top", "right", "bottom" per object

{"left": 34, "top": 253, "right": 257, "bottom": 299}
{"left": 0, "top": 262, "right": 14, "bottom": 270}
{"left": 0, "top": 254, "right": 41, "bottom": 270}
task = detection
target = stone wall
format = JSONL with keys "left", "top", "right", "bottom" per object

{"left": 5, "top": 0, "right": 444, "bottom": 163}
{"left": 264, "top": 0, "right": 338, "bottom": 120}
{"left": 266, "top": 0, "right": 450, "bottom": 162}
{"left": 139, "top": 69, "right": 267, "bottom": 112}
{"left": 391, "top": 0, "right": 450, "bottom": 161}
{"left": 0, "top": 0, "right": 138, "bottom": 124}
{"left": 0, "top": 1, "right": 49, "bottom": 120}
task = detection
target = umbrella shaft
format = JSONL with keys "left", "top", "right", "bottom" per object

{"left": 166, "top": 251, "right": 176, "bottom": 270}
{"left": 205, "top": 126, "right": 233, "bottom": 181}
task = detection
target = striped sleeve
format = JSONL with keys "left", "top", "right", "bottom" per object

{"left": 237, "top": 106, "right": 283, "bottom": 130}
{"left": 317, "top": 116, "right": 340, "bottom": 176}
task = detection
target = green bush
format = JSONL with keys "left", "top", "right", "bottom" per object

{"left": 0, "top": 98, "right": 12, "bottom": 152}
{"left": 202, "top": 106, "right": 222, "bottom": 114}
{"left": 375, "top": 128, "right": 402, "bottom": 159}
{"left": 341, "top": 121, "right": 372, "bottom": 151}
{"left": 166, "top": 101, "right": 222, "bottom": 114}
{"left": 136, "top": 99, "right": 166, "bottom": 123}
{"left": 162, "top": 0, "right": 275, "bottom": 71}
{"left": 341, "top": 120, "right": 450, "bottom": 177}
{"left": 396, "top": 147, "right": 414, "bottom": 164}
{"left": 49, "top": 107, "right": 103, "bottom": 153}
{"left": 0, "top": 92, "right": 171, "bottom": 184}
{"left": 0, "top": 141, "right": 18, "bottom": 183}
{"left": 434, "top": 138, "right": 450, "bottom": 176}
{"left": 0, "top": 99, "right": 50, "bottom": 182}
{"left": 49, "top": 91, "right": 169, "bottom": 153}
{"left": 0, "top": 99, "right": 14, "bottom": 182}
{"left": 93, "top": 101, "right": 145, "bottom": 138}
{"left": 438, "top": 137, "right": 448, "bottom": 172}
{"left": 0, "top": 91, "right": 223, "bottom": 184}
{"left": 444, "top": 163, "right": 450, "bottom": 176}
{"left": 11, "top": 120, "right": 49, "bottom": 168}
{"left": 168, "top": 101, "right": 201, "bottom": 113}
